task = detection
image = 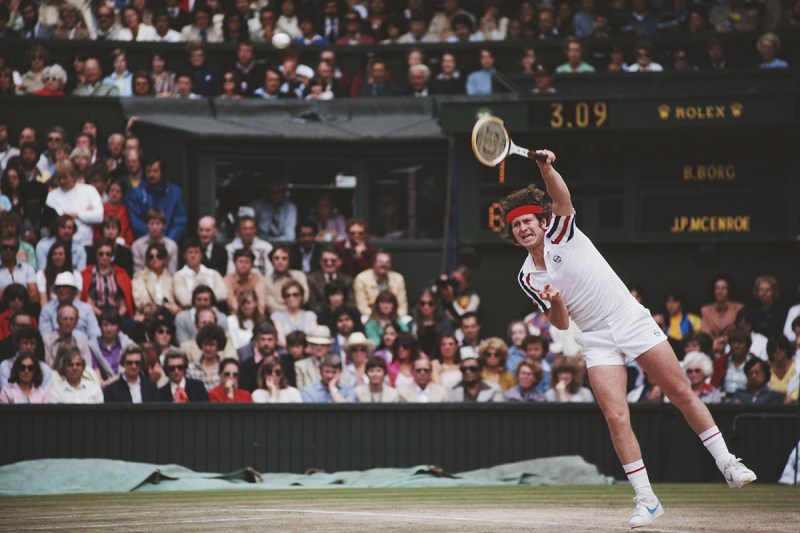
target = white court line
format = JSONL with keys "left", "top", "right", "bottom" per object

{"left": 2, "top": 507, "right": 704, "bottom": 533}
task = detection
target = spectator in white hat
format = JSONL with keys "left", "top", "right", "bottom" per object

{"left": 39, "top": 271, "right": 101, "bottom": 341}
{"left": 342, "top": 331, "right": 374, "bottom": 386}
{"left": 294, "top": 324, "right": 334, "bottom": 389}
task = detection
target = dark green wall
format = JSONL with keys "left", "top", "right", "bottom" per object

{"left": 1, "top": 405, "right": 797, "bottom": 483}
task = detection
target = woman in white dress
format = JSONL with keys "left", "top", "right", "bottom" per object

{"left": 431, "top": 332, "right": 463, "bottom": 391}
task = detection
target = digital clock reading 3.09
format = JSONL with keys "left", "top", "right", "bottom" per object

{"left": 549, "top": 102, "right": 608, "bottom": 128}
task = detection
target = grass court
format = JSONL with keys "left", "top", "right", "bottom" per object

{"left": 1, "top": 483, "right": 796, "bottom": 532}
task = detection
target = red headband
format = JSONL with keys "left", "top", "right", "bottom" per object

{"left": 505, "top": 205, "right": 543, "bottom": 224}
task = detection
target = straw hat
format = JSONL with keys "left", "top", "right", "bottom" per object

{"left": 343, "top": 332, "right": 375, "bottom": 352}
{"left": 306, "top": 325, "right": 333, "bottom": 345}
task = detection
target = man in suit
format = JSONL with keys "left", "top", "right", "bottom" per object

{"left": 164, "top": 0, "right": 192, "bottom": 32}
{"left": 317, "top": 0, "right": 343, "bottom": 43}
{"left": 237, "top": 321, "right": 280, "bottom": 392}
{"left": 158, "top": 350, "right": 209, "bottom": 402}
{"left": 17, "top": 0, "right": 54, "bottom": 39}
{"left": 307, "top": 245, "right": 354, "bottom": 312}
{"left": 103, "top": 345, "right": 159, "bottom": 403}
{"left": 398, "top": 357, "right": 448, "bottom": 403}
{"left": 356, "top": 60, "right": 403, "bottom": 97}
{"left": 197, "top": 216, "right": 227, "bottom": 276}
{"left": 289, "top": 220, "right": 322, "bottom": 275}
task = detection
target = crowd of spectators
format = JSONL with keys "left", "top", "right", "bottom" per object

{"left": 0, "top": 115, "right": 796, "bottom": 407}
{"left": 0, "top": 0, "right": 796, "bottom": 100}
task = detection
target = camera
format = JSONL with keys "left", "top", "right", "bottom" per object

{"left": 435, "top": 274, "right": 458, "bottom": 291}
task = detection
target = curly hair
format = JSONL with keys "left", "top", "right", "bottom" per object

{"left": 550, "top": 356, "right": 585, "bottom": 394}
{"left": 499, "top": 184, "right": 551, "bottom": 244}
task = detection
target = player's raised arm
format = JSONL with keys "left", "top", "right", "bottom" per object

{"left": 533, "top": 150, "right": 574, "bottom": 216}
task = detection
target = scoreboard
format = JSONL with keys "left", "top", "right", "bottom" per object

{"left": 440, "top": 94, "right": 799, "bottom": 244}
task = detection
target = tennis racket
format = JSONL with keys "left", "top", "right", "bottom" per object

{"left": 471, "top": 115, "right": 547, "bottom": 167}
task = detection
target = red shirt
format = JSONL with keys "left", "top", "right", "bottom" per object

{"left": 0, "top": 311, "right": 37, "bottom": 340}
{"left": 208, "top": 385, "right": 253, "bottom": 403}
{"left": 32, "top": 89, "right": 65, "bottom": 96}
{"left": 94, "top": 203, "right": 134, "bottom": 246}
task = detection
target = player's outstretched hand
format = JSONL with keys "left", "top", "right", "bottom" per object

{"left": 535, "top": 284, "right": 562, "bottom": 303}
{"left": 533, "top": 150, "right": 556, "bottom": 167}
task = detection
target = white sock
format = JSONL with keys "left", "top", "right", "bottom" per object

{"left": 699, "top": 425, "right": 735, "bottom": 465}
{"left": 623, "top": 459, "right": 655, "bottom": 499}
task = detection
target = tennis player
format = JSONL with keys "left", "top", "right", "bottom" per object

{"left": 502, "top": 150, "right": 756, "bottom": 528}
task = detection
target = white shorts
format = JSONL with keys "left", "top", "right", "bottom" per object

{"left": 575, "top": 304, "right": 668, "bottom": 368}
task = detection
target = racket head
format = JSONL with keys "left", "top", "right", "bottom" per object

{"left": 471, "top": 116, "right": 510, "bottom": 168}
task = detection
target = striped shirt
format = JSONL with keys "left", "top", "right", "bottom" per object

{"left": 517, "top": 211, "right": 635, "bottom": 332}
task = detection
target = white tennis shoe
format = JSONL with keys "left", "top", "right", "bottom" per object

{"left": 628, "top": 494, "right": 664, "bottom": 529}
{"left": 718, "top": 457, "right": 757, "bottom": 488}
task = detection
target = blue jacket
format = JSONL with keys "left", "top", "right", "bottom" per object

{"left": 127, "top": 180, "right": 187, "bottom": 243}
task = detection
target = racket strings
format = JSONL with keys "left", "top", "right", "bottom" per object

{"left": 475, "top": 123, "right": 507, "bottom": 161}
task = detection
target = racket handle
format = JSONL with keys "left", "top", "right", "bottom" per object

{"left": 528, "top": 150, "right": 548, "bottom": 163}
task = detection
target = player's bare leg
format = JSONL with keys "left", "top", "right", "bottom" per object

{"left": 637, "top": 341, "right": 757, "bottom": 488}
{"left": 588, "top": 365, "right": 663, "bottom": 528}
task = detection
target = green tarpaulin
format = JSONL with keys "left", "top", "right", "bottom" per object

{"left": 0, "top": 456, "right": 610, "bottom": 495}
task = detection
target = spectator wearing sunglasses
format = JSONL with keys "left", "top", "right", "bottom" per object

{"left": 80, "top": 237, "right": 133, "bottom": 320}
{"left": 209, "top": 358, "right": 252, "bottom": 402}
{"left": 263, "top": 244, "right": 308, "bottom": 313}
{"left": 95, "top": 4, "right": 121, "bottom": 41}
{"left": 448, "top": 357, "right": 504, "bottom": 402}
{"left": 252, "top": 356, "right": 301, "bottom": 403}
{"left": 342, "top": 331, "right": 373, "bottom": 386}
{"left": 158, "top": 349, "right": 209, "bottom": 402}
{"left": 20, "top": 44, "right": 50, "bottom": 93}
{"left": 397, "top": 356, "right": 448, "bottom": 403}
{"left": 0, "top": 353, "right": 50, "bottom": 404}
{"left": 479, "top": 338, "right": 515, "bottom": 391}
{"left": 410, "top": 288, "right": 453, "bottom": 357}
{"left": 334, "top": 218, "right": 375, "bottom": 278}
{"left": 0, "top": 323, "right": 51, "bottom": 389}
{"left": 626, "top": 41, "right": 663, "bottom": 72}
{"left": 132, "top": 242, "right": 181, "bottom": 318}
{"left": 103, "top": 345, "right": 159, "bottom": 403}
{"left": 307, "top": 246, "right": 355, "bottom": 313}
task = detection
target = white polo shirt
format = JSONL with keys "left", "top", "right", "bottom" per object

{"left": 517, "top": 211, "right": 636, "bottom": 332}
